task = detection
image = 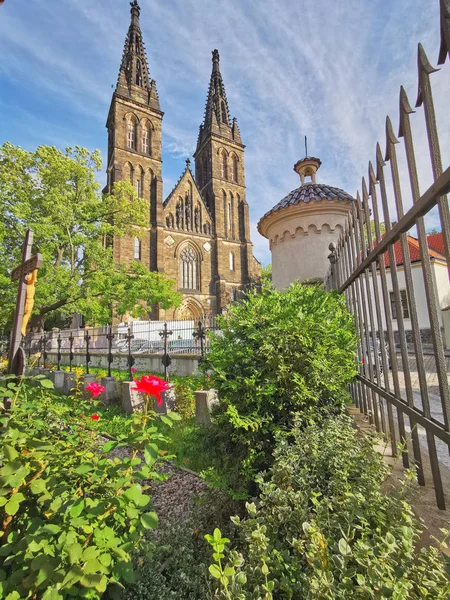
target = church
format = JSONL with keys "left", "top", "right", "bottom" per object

{"left": 105, "top": 1, "right": 261, "bottom": 321}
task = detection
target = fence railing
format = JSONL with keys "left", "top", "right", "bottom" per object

{"left": 325, "top": 0, "right": 450, "bottom": 509}
{"left": 22, "top": 317, "right": 220, "bottom": 378}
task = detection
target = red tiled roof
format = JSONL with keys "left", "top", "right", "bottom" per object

{"left": 427, "top": 232, "right": 445, "bottom": 256}
{"left": 381, "top": 234, "right": 445, "bottom": 268}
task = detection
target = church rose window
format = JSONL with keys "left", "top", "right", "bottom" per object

{"left": 180, "top": 246, "right": 199, "bottom": 290}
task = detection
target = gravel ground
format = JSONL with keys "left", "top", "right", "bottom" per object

{"left": 101, "top": 437, "right": 208, "bottom": 523}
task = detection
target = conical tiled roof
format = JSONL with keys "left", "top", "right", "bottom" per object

{"left": 259, "top": 183, "right": 355, "bottom": 223}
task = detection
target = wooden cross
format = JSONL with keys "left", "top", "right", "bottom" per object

{"left": 8, "top": 230, "right": 42, "bottom": 376}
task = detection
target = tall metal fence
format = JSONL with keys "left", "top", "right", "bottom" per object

{"left": 22, "top": 316, "right": 220, "bottom": 376}
{"left": 325, "top": 1, "right": 450, "bottom": 509}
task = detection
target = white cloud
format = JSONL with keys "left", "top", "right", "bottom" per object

{"left": 0, "top": 0, "right": 448, "bottom": 266}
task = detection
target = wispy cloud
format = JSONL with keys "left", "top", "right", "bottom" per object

{"left": 0, "top": 0, "right": 448, "bottom": 265}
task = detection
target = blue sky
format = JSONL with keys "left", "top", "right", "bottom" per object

{"left": 1, "top": 0, "right": 449, "bottom": 265}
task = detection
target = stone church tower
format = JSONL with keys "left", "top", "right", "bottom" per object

{"left": 106, "top": 1, "right": 260, "bottom": 320}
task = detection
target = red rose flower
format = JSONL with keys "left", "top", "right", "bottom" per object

{"left": 132, "top": 375, "right": 169, "bottom": 406}
{"left": 131, "top": 367, "right": 137, "bottom": 373}
{"left": 85, "top": 382, "right": 106, "bottom": 398}
{"left": 91, "top": 414, "right": 100, "bottom": 421}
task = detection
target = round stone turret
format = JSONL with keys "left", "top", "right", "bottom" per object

{"left": 257, "top": 156, "right": 354, "bottom": 290}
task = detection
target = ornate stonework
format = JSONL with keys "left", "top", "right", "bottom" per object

{"left": 106, "top": 2, "right": 260, "bottom": 320}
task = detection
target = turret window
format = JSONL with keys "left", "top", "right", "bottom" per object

{"left": 134, "top": 237, "right": 141, "bottom": 260}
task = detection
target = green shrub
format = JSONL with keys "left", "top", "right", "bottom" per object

{"left": 0, "top": 375, "right": 180, "bottom": 599}
{"left": 201, "top": 282, "right": 357, "bottom": 487}
{"left": 207, "top": 415, "right": 450, "bottom": 599}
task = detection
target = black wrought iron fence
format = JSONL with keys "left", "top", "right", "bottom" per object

{"left": 325, "top": 1, "right": 450, "bottom": 510}
{"left": 22, "top": 317, "right": 221, "bottom": 378}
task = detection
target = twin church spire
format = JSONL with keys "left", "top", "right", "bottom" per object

{"left": 116, "top": 0, "right": 160, "bottom": 111}
{"left": 197, "top": 50, "right": 242, "bottom": 148}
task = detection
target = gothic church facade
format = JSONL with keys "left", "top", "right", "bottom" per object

{"left": 105, "top": 1, "right": 260, "bottom": 320}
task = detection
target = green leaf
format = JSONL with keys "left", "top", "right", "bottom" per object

{"left": 67, "top": 542, "right": 83, "bottom": 565}
{"left": 70, "top": 498, "right": 85, "bottom": 518}
{"left": 166, "top": 411, "right": 182, "bottom": 421}
{"left": 39, "top": 378, "right": 54, "bottom": 389}
{"left": 40, "top": 524, "right": 61, "bottom": 535}
{"left": 5, "top": 592, "right": 21, "bottom": 600}
{"left": 61, "top": 566, "right": 83, "bottom": 589}
{"left": 338, "top": 538, "right": 351, "bottom": 556}
{"left": 143, "top": 444, "right": 159, "bottom": 467}
{"left": 5, "top": 498, "right": 19, "bottom": 516}
{"left": 2, "top": 446, "right": 19, "bottom": 461}
{"left": 102, "top": 440, "right": 117, "bottom": 453}
{"left": 140, "top": 512, "right": 158, "bottom": 529}
{"left": 30, "top": 478, "right": 46, "bottom": 495}
{"left": 124, "top": 484, "right": 143, "bottom": 504}
{"left": 159, "top": 415, "right": 174, "bottom": 427}
{"left": 41, "top": 588, "right": 62, "bottom": 600}
{"left": 209, "top": 564, "right": 222, "bottom": 579}
{"left": 75, "top": 463, "right": 94, "bottom": 475}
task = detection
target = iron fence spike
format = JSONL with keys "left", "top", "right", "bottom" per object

{"left": 385, "top": 116, "right": 399, "bottom": 161}
{"left": 416, "top": 43, "right": 439, "bottom": 107}
{"left": 375, "top": 143, "right": 385, "bottom": 181}
{"left": 438, "top": 0, "right": 450, "bottom": 64}
{"left": 398, "top": 86, "right": 415, "bottom": 138}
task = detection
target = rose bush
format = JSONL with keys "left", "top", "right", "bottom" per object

{"left": 0, "top": 372, "right": 180, "bottom": 599}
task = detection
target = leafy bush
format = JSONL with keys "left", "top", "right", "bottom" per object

{"left": 207, "top": 415, "right": 450, "bottom": 599}
{"left": 0, "top": 375, "right": 180, "bottom": 599}
{"left": 201, "top": 282, "right": 357, "bottom": 487}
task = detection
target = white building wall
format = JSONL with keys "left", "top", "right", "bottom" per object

{"left": 362, "top": 260, "right": 449, "bottom": 348}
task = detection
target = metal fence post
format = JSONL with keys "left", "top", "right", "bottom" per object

{"left": 84, "top": 330, "right": 91, "bottom": 375}
{"left": 56, "top": 332, "right": 62, "bottom": 371}
{"left": 69, "top": 332, "right": 74, "bottom": 372}
{"left": 106, "top": 325, "right": 114, "bottom": 378}
{"left": 126, "top": 326, "right": 134, "bottom": 382}
{"left": 159, "top": 322, "right": 173, "bottom": 382}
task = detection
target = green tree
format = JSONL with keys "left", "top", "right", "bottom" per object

{"left": 201, "top": 281, "right": 357, "bottom": 491}
{"left": 0, "top": 143, "right": 181, "bottom": 330}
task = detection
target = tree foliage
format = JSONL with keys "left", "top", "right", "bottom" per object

{"left": 201, "top": 281, "right": 358, "bottom": 489}
{"left": 0, "top": 143, "right": 181, "bottom": 330}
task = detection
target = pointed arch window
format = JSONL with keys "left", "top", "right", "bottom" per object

{"left": 220, "top": 150, "right": 228, "bottom": 180}
{"left": 229, "top": 252, "right": 235, "bottom": 272}
{"left": 230, "top": 154, "right": 238, "bottom": 183}
{"left": 180, "top": 246, "right": 199, "bottom": 290}
{"left": 127, "top": 117, "right": 137, "bottom": 150}
{"left": 136, "top": 60, "right": 143, "bottom": 86}
{"left": 134, "top": 237, "right": 141, "bottom": 261}
{"left": 135, "top": 178, "right": 141, "bottom": 197}
{"left": 142, "top": 124, "right": 151, "bottom": 155}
